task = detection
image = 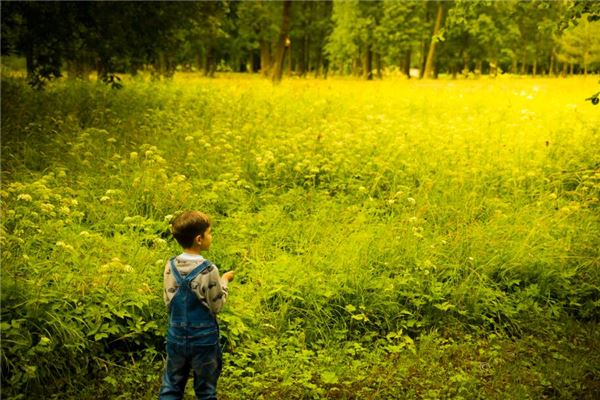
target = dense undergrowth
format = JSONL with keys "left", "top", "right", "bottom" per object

{"left": 1, "top": 74, "right": 599, "bottom": 399}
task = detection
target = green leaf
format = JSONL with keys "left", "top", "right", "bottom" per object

{"left": 320, "top": 371, "right": 339, "bottom": 385}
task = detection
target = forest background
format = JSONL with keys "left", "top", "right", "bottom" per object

{"left": 1, "top": 0, "right": 600, "bottom": 86}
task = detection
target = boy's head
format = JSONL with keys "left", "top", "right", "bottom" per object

{"left": 171, "top": 211, "right": 211, "bottom": 250}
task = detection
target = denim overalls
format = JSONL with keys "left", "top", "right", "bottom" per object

{"left": 159, "top": 258, "right": 222, "bottom": 400}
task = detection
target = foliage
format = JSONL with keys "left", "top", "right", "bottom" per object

{"left": 557, "top": 15, "right": 600, "bottom": 74}
{"left": 2, "top": 0, "right": 599, "bottom": 85}
{"left": 1, "top": 73, "right": 599, "bottom": 399}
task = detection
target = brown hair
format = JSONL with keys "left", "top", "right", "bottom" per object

{"left": 171, "top": 211, "right": 211, "bottom": 248}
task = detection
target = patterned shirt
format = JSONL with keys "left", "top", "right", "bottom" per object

{"left": 163, "top": 253, "right": 229, "bottom": 314}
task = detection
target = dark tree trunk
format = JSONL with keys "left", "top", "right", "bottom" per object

{"left": 298, "top": 35, "right": 307, "bottom": 77}
{"left": 260, "top": 40, "right": 271, "bottom": 77}
{"left": 271, "top": 0, "right": 292, "bottom": 84}
{"left": 364, "top": 48, "right": 373, "bottom": 80}
{"left": 314, "top": 50, "right": 322, "bottom": 78}
{"left": 305, "top": 37, "right": 311, "bottom": 76}
{"left": 403, "top": 49, "right": 411, "bottom": 79}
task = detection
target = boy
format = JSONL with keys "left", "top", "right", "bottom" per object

{"left": 159, "top": 211, "right": 234, "bottom": 400}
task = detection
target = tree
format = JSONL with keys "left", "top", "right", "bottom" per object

{"left": 1, "top": 2, "right": 202, "bottom": 87}
{"left": 442, "top": 0, "right": 519, "bottom": 77}
{"left": 288, "top": 0, "right": 333, "bottom": 78}
{"left": 325, "top": 0, "right": 384, "bottom": 80}
{"left": 326, "top": 0, "right": 361, "bottom": 75}
{"left": 1, "top": 2, "right": 74, "bottom": 88}
{"left": 237, "top": 1, "right": 281, "bottom": 76}
{"left": 377, "top": 0, "right": 423, "bottom": 78}
{"left": 558, "top": 15, "right": 600, "bottom": 75}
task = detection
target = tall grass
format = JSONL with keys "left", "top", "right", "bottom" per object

{"left": 1, "top": 74, "right": 599, "bottom": 399}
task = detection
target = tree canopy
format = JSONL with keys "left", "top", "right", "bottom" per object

{"left": 1, "top": 0, "right": 599, "bottom": 87}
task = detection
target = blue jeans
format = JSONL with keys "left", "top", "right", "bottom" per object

{"left": 159, "top": 340, "right": 222, "bottom": 400}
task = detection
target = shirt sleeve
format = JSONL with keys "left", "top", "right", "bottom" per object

{"left": 163, "top": 260, "right": 175, "bottom": 307}
{"left": 194, "top": 264, "right": 229, "bottom": 314}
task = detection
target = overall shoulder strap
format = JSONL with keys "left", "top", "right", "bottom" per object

{"left": 185, "top": 260, "right": 212, "bottom": 283}
{"left": 169, "top": 257, "right": 185, "bottom": 285}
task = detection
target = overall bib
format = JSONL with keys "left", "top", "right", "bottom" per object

{"left": 159, "top": 258, "right": 222, "bottom": 400}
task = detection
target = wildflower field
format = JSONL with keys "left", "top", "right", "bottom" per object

{"left": 1, "top": 74, "right": 599, "bottom": 399}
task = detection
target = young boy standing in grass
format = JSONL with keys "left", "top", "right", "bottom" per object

{"left": 159, "top": 211, "right": 234, "bottom": 400}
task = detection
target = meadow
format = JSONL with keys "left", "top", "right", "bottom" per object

{"left": 1, "top": 73, "right": 599, "bottom": 399}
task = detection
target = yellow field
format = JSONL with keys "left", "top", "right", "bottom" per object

{"left": 1, "top": 74, "right": 599, "bottom": 398}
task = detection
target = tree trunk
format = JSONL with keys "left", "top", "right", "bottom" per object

{"left": 352, "top": 55, "right": 361, "bottom": 77}
{"left": 252, "top": 51, "right": 260, "bottom": 73}
{"left": 490, "top": 56, "right": 498, "bottom": 78}
{"left": 271, "top": 0, "right": 292, "bottom": 84}
{"left": 305, "top": 36, "right": 311, "bottom": 77}
{"left": 423, "top": 2, "right": 444, "bottom": 79}
{"left": 203, "top": 48, "right": 211, "bottom": 77}
{"left": 287, "top": 41, "right": 293, "bottom": 76}
{"left": 520, "top": 53, "right": 527, "bottom": 75}
{"left": 314, "top": 50, "right": 322, "bottom": 78}
{"left": 298, "top": 36, "right": 307, "bottom": 77}
{"left": 532, "top": 59, "right": 537, "bottom": 78}
{"left": 403, "top": 49, "right": 411, "bottom": 79}
{"left": 419, "top": 38, "right": 428, "bottom": 79}
{"left": 376, "top": 53, "right": 382, "bottom": 79}
{"left": 260, "top": 41, "right": 271, "bottom": 77}
{"left": 364, "top": 47, "right": 373, "bottom": 80}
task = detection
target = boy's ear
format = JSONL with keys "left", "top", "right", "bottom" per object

{"left": 194, "top": 234, "right": 203, "bottom": 245}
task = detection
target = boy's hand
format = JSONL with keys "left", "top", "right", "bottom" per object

{"left": 222, "top": 271, "right": 235, "bottom": 282}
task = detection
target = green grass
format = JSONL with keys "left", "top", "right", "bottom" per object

{"left": 1, "top": 73, "right": 599, "bottom": 399}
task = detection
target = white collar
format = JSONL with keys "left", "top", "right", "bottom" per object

{"left": 179, "top": 252, "right": 204, "bottom": 261}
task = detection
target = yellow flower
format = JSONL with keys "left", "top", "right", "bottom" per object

{"left": 17, "top": 194, "right": 33, "bottom": 202}
{"left": 40, "top": 203, "right": 55, "bottom": 213}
